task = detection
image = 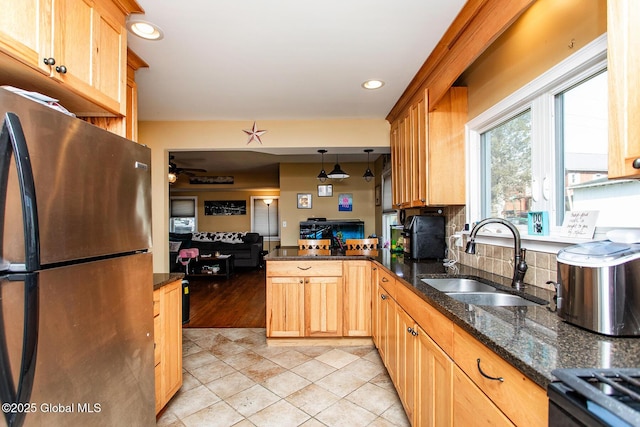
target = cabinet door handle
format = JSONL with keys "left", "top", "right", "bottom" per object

{"left": 633, "top": 158, "right": 640, "bottom": 169}
{"left": 381, "top": 277, "right": 389, "bottom": 282}
{"left": 380, "top": 294, "right": 387, "bottom": 300}
{"left": 299, "top": 279, "right": 304, "bottom": 284}
{"left": 412, "top": 329, "right": 418, "bottom": 336}
{"left": 297, "top": 266, "right": 312, "bottom": 270}
{"left": 55, "top": 65, "right": 67, "bottom": 74}
{"left": 43, "top": 57, "right": 55, "bottom": 66}
{"left": 372, "top": 267, "right": 377, "bottom": 271}
{"left": 477, "top": 358, "right": 504, "bottom": 382}
{"left": 407, "top": 327, "right": 413, "bottom": 334}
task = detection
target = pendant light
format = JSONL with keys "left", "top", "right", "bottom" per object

{"left": 327, "top": 154, "right": 349, "bottom": 180}
{"left": 363, "top": 149, "right": 374, "bottom": 182}
{"left": 317, "top": 149, "right": 328, "bottom": 182}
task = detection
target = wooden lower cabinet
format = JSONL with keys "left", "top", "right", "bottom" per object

{"left": 453, "top": 366, "right": 515, "bottom": 426}
{"left": 153, "top": 279, "right": 183, "bottom": 414}
{"left": 266, "top": 276, "right": 305, "bottom": 337}
{"left": 396, "top": 306, "right": 417, "bottom": 423}
{"left": 305, "top": 275, "right": 343, "bottom": 337}
{"left": 343, "top": 260, "right": 372, "bottom": 336}
{"left": 416, "top": 325, "right": 453, "bottom": 427}
{"left": 374, "top": 278, "right": 397, "bottom": 382}
{"left": 267, "top": 260, "right": 352, "bottom": 338}
{"left": 453, "top": 325, "right": 548, "bottom": 427}
{"left": 373, "top": 264, "right": 545, "bottom": 427}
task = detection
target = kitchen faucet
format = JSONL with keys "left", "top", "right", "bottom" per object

{"left": 465, "top": 218, "right": 528, "bottom": 291}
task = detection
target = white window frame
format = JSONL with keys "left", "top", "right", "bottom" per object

{"left": 169, "top": 196, "right": 198, "bottom": 233}
{"left": 465, "top": 35, "right": 608, "bottom": 252}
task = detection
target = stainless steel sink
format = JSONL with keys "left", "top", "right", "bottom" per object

{"left": 421, "top": 278, "right": 497, "bottom": 292}
{"left": 445, "top": 292, "right": 542, "bottom": 307}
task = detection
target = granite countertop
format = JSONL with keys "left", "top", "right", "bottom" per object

{"left": 153, "top": 272, "right": 185, "bottom": 291}
{"left": 266, "top": 247, "right": 640, "bottom": 388}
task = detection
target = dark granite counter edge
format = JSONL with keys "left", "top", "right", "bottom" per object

{"left": 266, "top": 247, "right": 640, "bottom": 389}
{"left": 153, "top": 273, "right": 185, "bottom": 291}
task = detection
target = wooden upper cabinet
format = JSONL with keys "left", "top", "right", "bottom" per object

{"left": 410, "top": 91, "right": 427, "bottom": 207}
{"left": 0, "top": 0, "right": 52, "bottom": 75}
{"left": 390, "top": 121, "right": 402, "bottom": 208}
{"left": 427, "top": 86, "right": 467, "bottom": 205}
{"left": 390, "top": 87, "right": 466, "bottom": 207}
{"left": 126, "top": 48, "right": 149, "bottom": 141}
{"left": 608, "top": 0, "right": 640, "bottom": 178}
{"left": 51, "top": 0, "right": 127, "bottom": 115}
{"left": 0, "top": 0, "right": 141, "bottom": 117}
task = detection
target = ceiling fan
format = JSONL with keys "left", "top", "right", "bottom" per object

{"left": 168, "top": 155, "right": 207, "bottom": 183}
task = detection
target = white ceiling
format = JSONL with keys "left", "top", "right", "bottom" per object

{"left": 126, "top": 0, "right": 466, "bottom": 177}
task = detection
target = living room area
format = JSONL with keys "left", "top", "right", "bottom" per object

{"left": 167, "top": 148, "right": 386, "bottom": 327}
{"left": 167, "top": 149, "right": 386, "bottom": 259}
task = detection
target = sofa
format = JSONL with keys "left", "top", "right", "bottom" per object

{"left": 169, "top": 231, "right": 264, "bottom": 272}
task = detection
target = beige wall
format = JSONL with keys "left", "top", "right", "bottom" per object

{"left": 279, "top": 162, "right": 377, "bottom": 247}
{"left": 170, "top": 190, "right": 279, "bottom": 231}
{"left": 459, "top": 0, "right": 607, "bottom": 119}
{"left": 140, "top": 119, "right": 389, "bottom": 272}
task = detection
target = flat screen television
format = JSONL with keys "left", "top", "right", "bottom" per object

{"left": 299, "top": 220, "right": 364, "bottom": 248}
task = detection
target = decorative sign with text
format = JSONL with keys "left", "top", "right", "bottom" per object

{"left": 560, "top": 210, "right": 599, "bottom": 238}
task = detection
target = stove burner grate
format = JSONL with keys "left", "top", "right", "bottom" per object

{"left": 552, "top": 368, "right": 640, "bottom": 426}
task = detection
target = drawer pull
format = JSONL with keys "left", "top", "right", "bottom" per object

{"left": 297, "top": 266, "right": 312, "bottom": 270}
{"left": 633, "top": 158, "right": 640, "bottom": 169}
{"left": 381, "top": 277, "right": 389, "bottom": 282}
{"left": 477, "top": 358, "right": 504, "bottom": 382}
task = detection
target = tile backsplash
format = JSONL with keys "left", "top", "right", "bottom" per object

{"left": 443, "top": 206, "right": 557, "bottom": 291}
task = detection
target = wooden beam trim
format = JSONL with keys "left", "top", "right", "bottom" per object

{"left": 386, "top": 0, "right": 535, "bottom": 122}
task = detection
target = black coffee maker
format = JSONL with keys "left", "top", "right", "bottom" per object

{"left": 402, "top": 215, "right": 445, "bottom": 259}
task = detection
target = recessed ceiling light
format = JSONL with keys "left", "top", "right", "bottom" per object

{"left": 127, "top": 20, "right": 164, "bottom": 41}
{"left": 362, "top": 80, "right": 385, "bottom": 90}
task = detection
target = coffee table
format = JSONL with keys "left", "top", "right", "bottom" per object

{"left": 188, "top": 254, "right": 235, "bottom": 279}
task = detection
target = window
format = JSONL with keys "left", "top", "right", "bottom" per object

{"left": 468, "top": 35, "right": 640, "bottom": 234}
{"left": 481, "top": 110, "right": 532, "bottom": 224}
{"left": 170, "top": 197, "right": 197, "bottom": 233}
{"left": 252, "top": 197, "right": 279, "bottom": 240}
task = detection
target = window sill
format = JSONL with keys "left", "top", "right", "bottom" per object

{"left": 461, "top": 228, "right": 597, "bottom": 254}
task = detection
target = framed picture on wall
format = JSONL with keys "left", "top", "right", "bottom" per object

{"left": 297, "top": 193, "right": 312, "bottom": 209}
{"left": 317, "top": 184, "right": 333, "bottom": 197}
{"left": 338, "top": 193, "right": 353, "bottom": 212}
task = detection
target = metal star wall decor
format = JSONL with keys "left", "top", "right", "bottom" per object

{"left": 243, "top": 121, "right": 267, "bottom": 145}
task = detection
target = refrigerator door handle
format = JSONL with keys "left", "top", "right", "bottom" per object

{"left": 0, "top": 273, "right": 39, "bottom": 427}
{"left": 0, "top": 112, "right": 41, "bottom": 272}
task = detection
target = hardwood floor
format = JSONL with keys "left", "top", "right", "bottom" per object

{"left": 183, "top": 267, "right": 266, "bottom": 328}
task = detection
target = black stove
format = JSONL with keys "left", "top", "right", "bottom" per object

{"left": 548, "top": 368, "right": 640, "bottom": 427}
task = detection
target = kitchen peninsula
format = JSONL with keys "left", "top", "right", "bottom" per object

{"left": 265, "top": 248, "right": 640, "bottom": 426}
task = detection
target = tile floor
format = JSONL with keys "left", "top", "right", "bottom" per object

{"left": 157, "top": 328, "right": 410, "bottom": 427}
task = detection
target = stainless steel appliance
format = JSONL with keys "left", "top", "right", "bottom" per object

{"left": 402, "top": 215, "right": 445, "bottom": 259}
{"left": 0, "top": 88, "right": 154, "bottom": 426}
{"left": 548, "top": 368, "right": 640, "bottom": 426}
{"left": 556, "top": 240, "right": 640, "bottom": 336}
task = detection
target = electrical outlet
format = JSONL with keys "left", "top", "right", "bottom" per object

{"left": 282, "top": 220, "right": 287, "bottom": 228}
{"left": 454, "top": 233, "right": 463, "bottom": 248}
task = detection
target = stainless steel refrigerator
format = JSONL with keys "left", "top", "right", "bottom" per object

{"left": 0, "top": 88, "right": 154, "bottom": 426}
